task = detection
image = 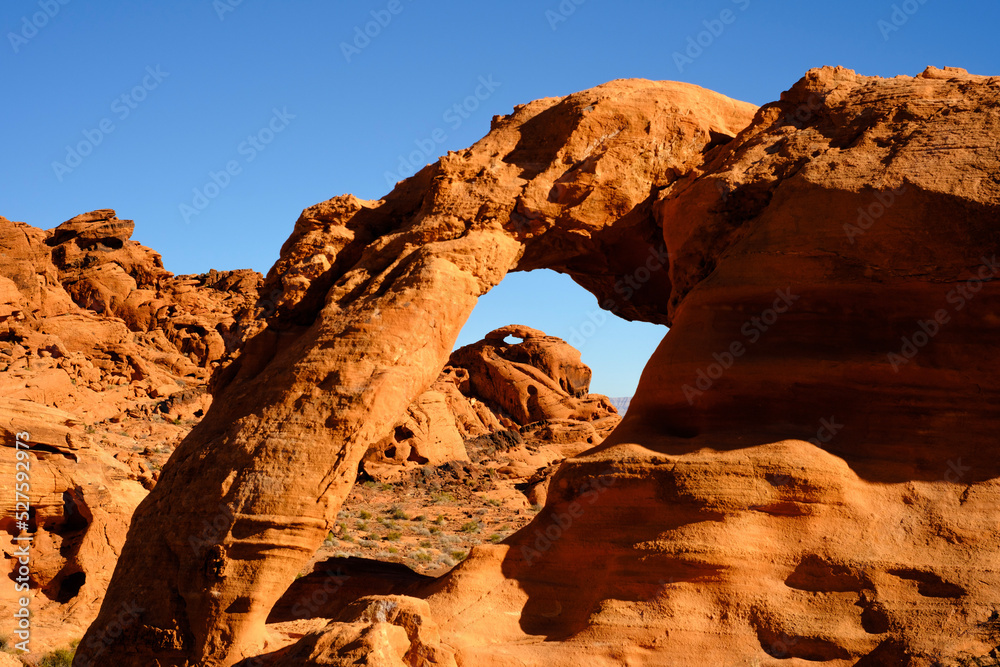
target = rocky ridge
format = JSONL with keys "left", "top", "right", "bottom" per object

{"left": 0, "top": 210, "right": 612, "bottom": 658}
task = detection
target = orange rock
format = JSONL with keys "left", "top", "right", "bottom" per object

{"left": 430, "top": 67, "right": 1000, "bottom": 665}
{"left": 0, "top": 210, "right": 265, "bottom": 652}
{"left": 0, "top": 209, "right": 263, "bottom": 422}
{"left": 90, "top": 67, "right": 1000, "bottom": 667}
{"left": 366, "top": 325, "right": 619, "bottom": 473}
{"left": 263, "top": 596, "right": 456, "bottom": 667}
{"left": 0, "top": 398, "right": 147, "bottom": 652}
{"left": 85, "top": 78, "right": 754, "bottom": 665}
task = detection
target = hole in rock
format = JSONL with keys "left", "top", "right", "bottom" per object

{"left": 455, "top": 270, "right": 667, "bottom": 401}
{"left": 54, "top": 571, "right": 86, "bottom": 602}
{"left": 97, "top": 237, "right": 125, "bottom": 250}
{"left": 755, "top": 625, "right": 851, "bottom": 662}
{"left": 887, "top": 568, "right": 966, "bottom": 598}
{"left": 785, "top": 554, "right": 871, "bottom": 593}
{"left": 406, "top": 449, "right": 429, "bottom": 465}
{"left": 60, "top": 490, "right": 90, "bottom": 533}
{"left": 703, "top": 130, "right": 735, "bottom": 152}
{"left": 312, "top": 269, "right": 667, "bottom": 602}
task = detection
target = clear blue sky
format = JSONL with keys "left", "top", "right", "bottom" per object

{"left": 3, "top": 0, "right": 997, "bottom": 396}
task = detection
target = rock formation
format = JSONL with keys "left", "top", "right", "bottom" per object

{"left": 83, "top": 65, "right": 1000, "bottom": 667}
{"left": 0, "top": 208, "right": 616, "bottom": 656}
{"left": 0, "top": 399, "right": 147, "bottom": 653}
{"left": 82, "top": 78, "right": 754, "bottom": 666}
{"left": 0, "top": 209, "right": 261, "bottom": 422}
{"left": 364, "top": 324, "right": 618, "bottom": 473}
{"left": 0, "top": 209, "right": 262, "bottom": 654}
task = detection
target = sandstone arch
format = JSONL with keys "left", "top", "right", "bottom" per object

{"left": 82, "top": 66, "right": 1000, "bottom": 666}
{"left": 80, "top": 79, "right": 755, "bottom": 666}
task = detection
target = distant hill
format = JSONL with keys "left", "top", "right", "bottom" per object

{"left": 608, "top": 396, "right": 632, "bottom": 414}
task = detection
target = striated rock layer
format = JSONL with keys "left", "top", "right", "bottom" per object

{"left": 0, "top": 209, "right": 262, "bottom": 654}
{"left": 87, "top": 66, "right": 1000, "bottom": 666}
{"left": 83, "top": 78, "right": 754, "bottom": 666}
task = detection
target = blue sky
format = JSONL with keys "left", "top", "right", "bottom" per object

{"left": 3, "top": 0, "right": 997, "bottom": 396}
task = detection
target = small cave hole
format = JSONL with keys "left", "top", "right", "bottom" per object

{"left": 54, "top": 571, "right": 86, "bottom": 602}
{"left": 407, "top": 449, "right": 429, "bottom": 465}
{"left": 60, "top": 491, "right": 90, "bottom": 533}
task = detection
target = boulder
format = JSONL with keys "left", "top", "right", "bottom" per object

{"left": 366, "top": 325, "right": 619, "bottom": 471}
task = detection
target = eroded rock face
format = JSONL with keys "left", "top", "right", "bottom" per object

{"left": 449, "top": 325, "right": 614, "bottom": 425}
{"left": 262, "top": 596, "right": 456, "bottom": 667}
{"left": 86, "top": 66, "right": 1000, "bottom": 667}
{"left": 83, "top": 79, "right": 755, "bottom": 666}
{"left": 0, "top": 399, "right": 147, "bottom": 653}
{"left": 0, "top": 209, "right": 262, "bottom": 421}
{"left": 365, "top": 325, "right": 618, "bottom": 471}
{"left": 0, "top": 210, "right": 263, "bottom": 655}
{"left": 417, "top": 66, "right": 1000, "bottom": 666}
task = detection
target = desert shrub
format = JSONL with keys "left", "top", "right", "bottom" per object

{"left": 39, "top": 642, "right": 78, "bottom": 667}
